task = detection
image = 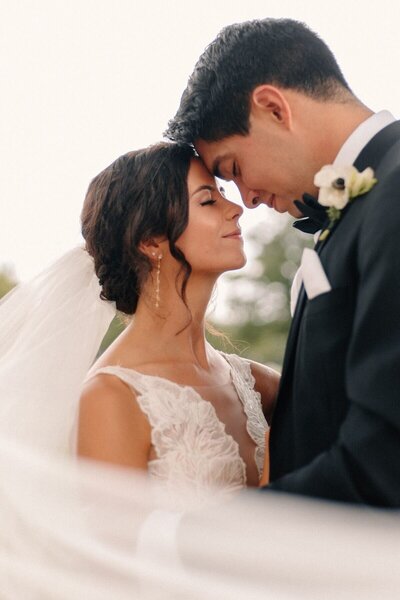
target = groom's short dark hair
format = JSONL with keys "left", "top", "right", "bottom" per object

{"left": 165, "top": 18, "right": 352, "bottom": 144}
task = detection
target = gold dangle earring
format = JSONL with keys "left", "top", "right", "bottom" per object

{"left": 152, "top": 252, "right": 162, "bottom": 309}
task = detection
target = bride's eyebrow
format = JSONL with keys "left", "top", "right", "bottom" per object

{"left": 191, "top": 184, "right": 216, "bottom": 197}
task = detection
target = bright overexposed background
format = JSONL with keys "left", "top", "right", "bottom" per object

{"left": 1, "top": 0, "right": 400, "bottom": 313}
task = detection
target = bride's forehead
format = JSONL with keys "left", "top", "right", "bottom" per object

{"left": 187, "top": 157, "right": 216, "bottom": 188}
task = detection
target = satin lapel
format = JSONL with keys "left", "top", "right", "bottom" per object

{"left": 314, "top": 120, "right": 400, "bottom": 255}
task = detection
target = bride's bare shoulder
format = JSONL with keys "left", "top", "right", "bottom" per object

{"left": 81, "top": 370, "right": 133, "bottom": 401}
{"left": 78, "top": 372, "right": 151, "bottom": 468}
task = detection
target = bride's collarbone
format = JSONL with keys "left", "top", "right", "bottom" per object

{"left": 132, "top": 361, "right": 232, "bottom": 389}
{"left": 92, "top": 344, "right": 232, "bottom": 388}
{"left": 90, "top": 358, "right": 231, "bottom": 389}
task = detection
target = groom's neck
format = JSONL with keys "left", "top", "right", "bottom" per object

{"left": 309, "top": 99, "right": 373, "bottom": 165}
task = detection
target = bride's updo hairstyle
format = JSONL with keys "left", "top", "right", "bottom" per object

{"left": 81, "top": 142, "right": 195, "bottom": 314}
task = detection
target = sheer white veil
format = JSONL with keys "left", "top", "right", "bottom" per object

{"left": 1, "top": 432, "right": 399, "bottom": 600}
{"left": 0, "top": 246, "right": 116, "bottom": 454}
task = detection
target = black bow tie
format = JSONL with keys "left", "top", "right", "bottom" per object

{"left": 292, "top": 194, "right": 328, "bottom": 234}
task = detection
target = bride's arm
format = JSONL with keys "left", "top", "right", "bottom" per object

{"left": 77, "top": 374, "right": 152, "bottom": 469}
{"left": 248, "top": 361, "right": 280, "bottom": 425}
{"left": 77, "top": 376, "right": 182, "bottom": 557}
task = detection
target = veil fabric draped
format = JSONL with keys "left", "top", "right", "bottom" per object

{"left": 1, "top": 434, "right": 399, "bottom": 600}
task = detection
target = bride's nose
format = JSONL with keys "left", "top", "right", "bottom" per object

{"left": 225, "top": 199, "right": 243, "bottom": 220}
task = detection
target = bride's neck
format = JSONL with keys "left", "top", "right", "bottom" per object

{"left": 126, "top": 273, "right": 217, "bottom": 367}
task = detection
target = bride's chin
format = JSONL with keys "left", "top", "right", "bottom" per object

{"left": 224, "top": 255, "right": 247, "bottom": 272}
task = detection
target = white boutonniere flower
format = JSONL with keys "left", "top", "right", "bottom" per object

{"left": 314, "top": 165, "right": 377, "bottom": 241}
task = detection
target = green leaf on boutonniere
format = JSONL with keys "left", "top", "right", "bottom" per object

{"left": 319, "top": 229, "right": 330, "bottom": 242}
{"left": 327, "top": 206, "right": 341, "bottom": 222}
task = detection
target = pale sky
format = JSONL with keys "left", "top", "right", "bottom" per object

{"left": 1, "top": 0, "right": 400, "bottom": 293}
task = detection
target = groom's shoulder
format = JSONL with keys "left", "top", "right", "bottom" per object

{"left": 363, "top": 133, "right": 400, "bottom": 205}
{"left": 373, "top": 142, "right": 400, "bottom": 200}
{"left": 382, "top": 133, "right": 400, "bottom": 168}
{"left": 376, "top": 120, "right": 400, "bottom": 170}
{"left": 357, "top": 152, "right": 400, "bottom": 238}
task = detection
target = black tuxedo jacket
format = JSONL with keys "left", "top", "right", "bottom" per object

{"left": 267, "top": 121, "right": 400, "bottom": 506}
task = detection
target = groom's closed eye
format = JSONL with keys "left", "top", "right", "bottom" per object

{"left": 213, "top": 160, "right": 238, "bottom": 183}
{"left": 212, "top": 158, "right": 227, "bottom": 180}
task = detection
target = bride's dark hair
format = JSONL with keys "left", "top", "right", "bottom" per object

{"left": 81, "top": 142, "right": 195, "bottom": 314}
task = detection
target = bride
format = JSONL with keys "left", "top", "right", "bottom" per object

{"left": 0, "top": 142, "right": 278, "bottom": 503}
{"left": 78, "top": 142, "right": 278, "bottom": 497}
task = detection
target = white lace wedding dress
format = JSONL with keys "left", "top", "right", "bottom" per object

{"left": 86, "top": 352, "right": 268, "bottom": 507}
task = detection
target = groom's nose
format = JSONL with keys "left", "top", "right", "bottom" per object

{"left": 237, "top": 183, "right": 262, "bottom": 209}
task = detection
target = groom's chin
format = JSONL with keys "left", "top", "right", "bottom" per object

{"left": 269, "top": 196, "right": 298, "bottom": 216}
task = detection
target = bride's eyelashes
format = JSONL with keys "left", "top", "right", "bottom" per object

{"left": 199, "top": 187, "right": 229, "bottom": 205}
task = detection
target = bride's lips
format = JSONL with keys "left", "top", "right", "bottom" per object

{"left": 222, "top": 228, "right": 242, "bottom": 240}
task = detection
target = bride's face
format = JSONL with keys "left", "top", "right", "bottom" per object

{"left": 176, "top": 158, "right": 246, "bottom": 275}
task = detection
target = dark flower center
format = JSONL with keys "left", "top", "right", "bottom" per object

{"left": 332, "top": 177, "right": 346, "bottom": 190}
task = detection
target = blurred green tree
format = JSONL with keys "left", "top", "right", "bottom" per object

{"left": 97, "top": 316, "right": 126, "bottom": 356}
{"left": 0, "top": 266, "right": 17, "bottom": 299}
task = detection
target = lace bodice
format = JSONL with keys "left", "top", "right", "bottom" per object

{"left": 87, "top": 352, "right": 268, "bottom": 506}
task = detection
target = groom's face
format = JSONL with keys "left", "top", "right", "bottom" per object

{"left": 196, "top": 112, "right": 316, "bottom": 218}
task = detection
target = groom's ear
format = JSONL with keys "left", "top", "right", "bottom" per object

{"left": 250, "top": 85, "right": 292, "bottom": 130}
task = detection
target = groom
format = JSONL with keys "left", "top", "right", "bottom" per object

{"left": 166, "top": 18, "right": 400, "bottom": 506}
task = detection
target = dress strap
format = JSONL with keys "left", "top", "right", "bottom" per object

{"left": 84, "top": 365, "right": 194, "bottom": 430}
{"left": 219, "top": 352, "right": 268, "bottom": 476}
{"left": 85, "top": 365, "right": 150, "bottom": 395}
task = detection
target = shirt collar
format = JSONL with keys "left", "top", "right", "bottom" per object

{"left": 334, "top": 110, "right": 396, "bottom": 167}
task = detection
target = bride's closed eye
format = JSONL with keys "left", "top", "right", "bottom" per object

{"left": 200, "top": 198, "right": 216, "bottom": 206}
